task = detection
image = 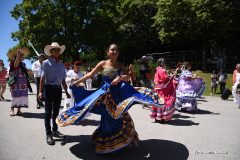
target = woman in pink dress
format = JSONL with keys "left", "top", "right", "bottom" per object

{"left": 151, "top": 58, "right": 177, "bottom": 122}
{"left": 0, "top": 59, "right": 8, "bottom": 101}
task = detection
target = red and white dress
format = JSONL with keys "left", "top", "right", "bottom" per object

{"left": 150, "top": 66, "right": 177, "bottom": 121}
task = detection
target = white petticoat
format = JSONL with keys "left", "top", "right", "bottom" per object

{"left": 11, "top": 96, "right": 28, "bottom": 108}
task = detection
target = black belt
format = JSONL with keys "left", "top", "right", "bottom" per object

{"left": 45, "top": 84, "right": 61, "bottom": 88}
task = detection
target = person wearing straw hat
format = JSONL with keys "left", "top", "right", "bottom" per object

{"left": 138, "top": 56, "right": 153, "bottom": 89}
{"left": 7, "top": 47, "right": 32, "bottom": 116}
{"left": 138, "top": 56, "right": 154, "bottom": 109}
{"left": 38, "top": 42, "right": 71, "bottom": 145}
{"left": 32, "top": 53, "right": 47, "bottom": 109}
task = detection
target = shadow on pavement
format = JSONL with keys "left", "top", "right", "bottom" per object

{"left": 1, "top": 99, "right": 11, "bottom": 102}
{"left": 172, "top": 113, "right": 194, "bottom": 119}
{"left": 21, "top": 112, "right": 45, "bottom": 119}
{"left": 222, "top": 99, "right": 233, "bottom": 101}
{"left": 68, "top": 135, "right": 189, "bottom": 160}
{"left": 177, "top": 109, "right": 220, "bottom": 115}
{"left": 163, "top": 119, "right": 199, "bottom": 126}
{"left": 196, "top": 99, "right": 208, "bottom": 102}
{"left": 190, "top": 109, "right": 220, "bottom": 115}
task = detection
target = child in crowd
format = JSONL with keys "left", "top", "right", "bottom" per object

{"left": 210, "top": 70, "right": 218, "bottom": 95}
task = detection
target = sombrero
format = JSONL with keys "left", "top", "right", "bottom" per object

{"left": 7, "top": 47, "right": 29, "bottom": 60}
{"left": 137, "top": 56, "right": 153, "bottom": 63}
{"left": 44, "top": 42, "right": 65, "bottom": 56}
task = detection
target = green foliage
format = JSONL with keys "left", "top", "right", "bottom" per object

{"left": 116, "top": 0, "right": 161, "bottom": 62}
{"left": 10, "top": 0, "right": 119, "bottom": 62}
{"left": 153, "top": 0, "right": 196, "bottom": 44}
{"left": 153, "top": 0, "right": 240, "bottom": 50}
{"left": 9, "top": 0, "right": 240, "bottom": 65}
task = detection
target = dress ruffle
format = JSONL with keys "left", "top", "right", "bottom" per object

{"left": 56, "top": 78, "right": 164, "bottom": 154}
{"left": 151, "top": 77, "right": 176, "bottom": 121}
{"left": 175, "top": 70, "right": 205, "bottom": 111}
{"left": 92, "top": 112, "right": 139, "bottom": 154}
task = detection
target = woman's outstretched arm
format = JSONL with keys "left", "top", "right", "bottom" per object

{"left": 73, "top": 61, "right": 104, "bottom": 86}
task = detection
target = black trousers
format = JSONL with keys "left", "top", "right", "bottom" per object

{"left": 35, "top": 77, "right": 41, "bottom": 105}
{"left": 219, "top": 82, "right": 226, "bottom": 94}
{"left": 44, "top": 84, "right": 62, "bottom": 135}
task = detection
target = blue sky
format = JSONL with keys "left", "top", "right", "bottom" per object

{"left": 0, "top": 0, "right": 32, "bottom": 68}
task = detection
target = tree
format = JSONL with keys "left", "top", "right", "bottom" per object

{"left": 153, "top": 0, "right": 197, "bottom": 49}
{"left": 10, "top": 0, "right": 119, "bottom": 62}
{"left": 115, "top": 0, "right": 161, "bottom": 62}
{"left": 10, "top": 0, "right": 240, "bottom": 67}
{"left": 153, "top": 0, "right": 240, "bottom": 51}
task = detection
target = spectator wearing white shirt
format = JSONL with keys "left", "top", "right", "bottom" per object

{"left": 64, "top": 62, "right": 72, "bottom": 74}
{"left": 85, "top": 67, "right": 93, "bottom": 90}
{"left": 63, "top": 61, "right": 84, "bottom": 111}
{"left": 32, "top": 54, "right": 46, "bottom": 109}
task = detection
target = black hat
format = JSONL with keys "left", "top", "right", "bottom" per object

{"left": 38, "top": 53, "right": 47, "bottom": 58}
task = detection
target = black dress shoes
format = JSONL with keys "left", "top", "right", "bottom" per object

{"left": 46, "top": 134, "right": 55, "bottom": 145}
{"left": 36, "top": 104, "right": 40, "bottom": 109}
{"left": 52, "top": 131, "right": 66, "bottom": 138}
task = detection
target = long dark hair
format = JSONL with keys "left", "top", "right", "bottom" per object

{"left": 182, "top": 62, "right": 191, "bottom": 70}
{"left": 106, "top": 43, "right": 119, "bottom": 53}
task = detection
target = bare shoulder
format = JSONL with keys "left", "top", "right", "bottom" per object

{"left": 99, "top": 60, "right": 112, "bottom": 68}
{"left": 91, "top": 61, "right": 106, "bottom": 72}
{"left": 96, "top": 60, "right": 106, "bottom": 67}
{"left": 100, "top": 60, "right": 107, "bottom": 65}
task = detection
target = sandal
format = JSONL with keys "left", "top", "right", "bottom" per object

{"left": 10, "top": 110, "right": 15, "bottom": 116}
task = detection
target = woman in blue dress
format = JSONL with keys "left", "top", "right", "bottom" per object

{"left": 56, "top": 43, "right": 164, "bottom": 154}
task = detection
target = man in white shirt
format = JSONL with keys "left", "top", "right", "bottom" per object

{"left": 32, "top": 54, "right": 46, "bottom": 109}
{"left": 84, "top": 67, "right": 93, "bottom": 90}
{"left": 63, "top": 61, "right": 84, "bottom": 111}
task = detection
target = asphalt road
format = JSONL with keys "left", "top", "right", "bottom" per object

{"left": 0, "top": 85, "right": 240, "bottom": 160}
